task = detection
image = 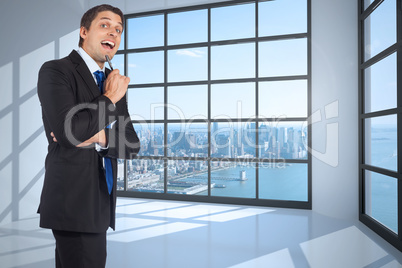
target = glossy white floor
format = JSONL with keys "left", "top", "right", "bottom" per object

{"left": 1, "top": 197, "right": 402, "bottom": 268}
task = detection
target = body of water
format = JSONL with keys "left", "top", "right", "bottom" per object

{"left": 367, "top": 127, "right": 398, "bottom": 233}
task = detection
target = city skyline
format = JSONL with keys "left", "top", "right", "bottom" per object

{"left": 133, "top": 121, "right": 308, "bottom": 159}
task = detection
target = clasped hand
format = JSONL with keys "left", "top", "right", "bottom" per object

{"left": 103, "top": 69, "right": 130, "bottom": 104}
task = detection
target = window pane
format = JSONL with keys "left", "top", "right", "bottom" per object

{"left": 168, "top": 10, "right": 207, "bottom": 45}
{"left": 168, "top": 123, "right": 208, "bottom": 158}
{"left": 127, "top": 158, "right": 165, "bottom": 193}
{"left": 211, "top": 122, "right": 256, "bottom": 158}
{"left": 364, "top": 0, "right": 396, "bottom": 60}
{"left": 110, "top": 54, "right": 124, "bottom": 74}
{"left": 211, "top": 43, "right": 255, "bottom": 80}
{"left": 259, "top": 38, "right": 307, "bottom": 77}
{"left": 259, "top": 0, "right": 307, "bottom": 36}
{"left": 259, "top": 163, "right": 308, "bottom": 201}
{"left": 211, "top": 3, "right": 255, "bottom": 41}
{"left": 167, "top": 160, "right": 208, "bottom": 195}
{"left": 127, "top": 15, "right": 164, "bottom": 49}
{"left": 128, "top": 87, "right": 164, "bottom": 120}
{"left": 364, "top": 115, "right": 397, "bottom": 171}
{"left": 134, "top": 123, "right": 164, "bottom": 157}
{"left": 365, "top": 170, "right": 397, "bottom": 233}
{"left": 259, "top": 121, "right": 308, "bottom": 160}
{"left": 128, "top": 51, "right": 164, "bottom": 84}
{"left": 364, "top": 53, "right": 396, "bottom": 113}
{"left": 168, "top": 47, "right": 208, "bottom": 82}
{"left": 119, "top": 1, "right": 310, "bottom": 205}
{"left": 211, "top": 82, "right": 255, "bottom": 119}
{"left": 117, "top": 159, "right": 125, "bottom": 191}
{"left": 168, "top": 85, "right": 207, "bottom": 119}
{"left": 211, "top": 161, "right": 256, "bottom": 198}
{"left": 259, "top": 80, "right": 308, "bottom": 118}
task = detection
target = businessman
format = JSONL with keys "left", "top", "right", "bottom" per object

{"left": 37, "top": 4, "right": 139, "bottom": 267}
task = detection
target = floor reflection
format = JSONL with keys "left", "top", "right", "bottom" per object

{"left": 0, "top": 197, "right": 401, "bottom": 268}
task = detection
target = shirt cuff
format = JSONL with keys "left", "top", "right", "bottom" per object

{"left": 95, "top": 143, "right": 109, "bottom": 152}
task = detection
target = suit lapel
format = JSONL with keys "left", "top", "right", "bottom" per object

{"left": 69, "top": 50, "right": 101, "bottom": 97}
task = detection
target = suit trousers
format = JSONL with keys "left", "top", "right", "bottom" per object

{"left": 52, "top": 229, "right": 107, "bottom": 268}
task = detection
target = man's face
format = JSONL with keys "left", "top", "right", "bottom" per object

{"left": 80, "top": 11, "right": 123, "bottom": 68}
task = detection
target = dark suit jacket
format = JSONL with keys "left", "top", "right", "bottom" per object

{"left": 37, "top": 50, "right": 140, "bottom": 233}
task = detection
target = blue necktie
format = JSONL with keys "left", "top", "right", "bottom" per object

{"left": 94, "top": 70, "right": 113, "bottom": 195}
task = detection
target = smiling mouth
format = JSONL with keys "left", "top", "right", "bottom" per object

{"left": 101, "top": 40, "right": 115, "bottom": 49}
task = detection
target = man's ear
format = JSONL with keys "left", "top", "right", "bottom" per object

{"left": 80, "top": 26, "right": 87, "bottom": 41}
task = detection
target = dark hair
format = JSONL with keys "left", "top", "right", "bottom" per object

{"left": 79, "top": 4, "right": 124, "bottom": 47}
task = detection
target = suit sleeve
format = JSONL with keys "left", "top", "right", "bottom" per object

{"left": 37, "top": 61, "right": 118, "bottom": 149}
{"left": 103, "top": 94, "right": 140, "bottom": 159}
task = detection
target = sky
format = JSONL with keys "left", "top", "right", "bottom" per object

{"left": 113, "top": 0, "right": 309, "bottom": 123}
{"left": 109, "top": 0, "right": 395, "bottom": 127}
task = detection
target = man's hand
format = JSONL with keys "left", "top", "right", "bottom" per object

{"left": 50, "top": 130, "right": 107, "bottom": 148}
{"left": 50, "top": 132, "right": 58, "bottom": 143}
{"left": 103, "top": 69, "right": 130, "bottom": 104}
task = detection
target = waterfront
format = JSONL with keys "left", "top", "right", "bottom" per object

{"left": 122, "top": 161, "right": 307, "bottom": 202}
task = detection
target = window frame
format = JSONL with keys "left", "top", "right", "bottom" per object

{"left": 359, "top": 0, "right": 402, "bottom": 251}
{"left": 117, "top": 0, "right": 312, "bottom": 209}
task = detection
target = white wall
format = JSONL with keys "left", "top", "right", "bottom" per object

{"left": 0, "top": 0, "right": 86, "bottom": 225}
{"left": 311, "top": 0, "right": 358, "bottom": 219}
{"left": 0, "top": 0, "right": 358, "bottom": 226}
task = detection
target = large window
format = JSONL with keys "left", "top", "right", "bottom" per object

{"left": 359, "top": 0, "right": 401, "bottom": 251}
{"left": 116, "top": 0, "right": 311, "bottom": 209}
